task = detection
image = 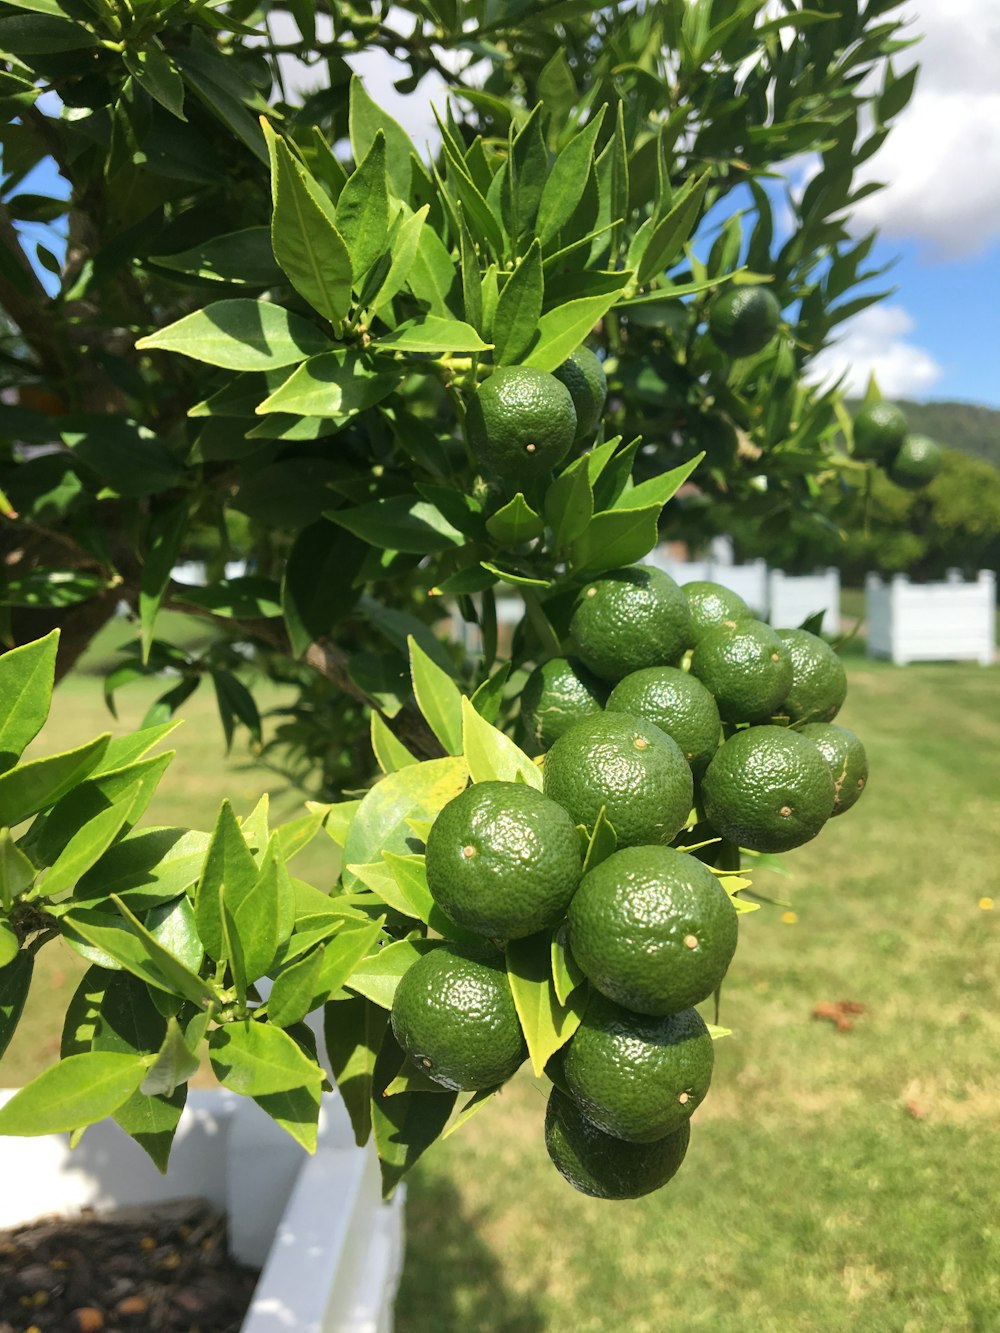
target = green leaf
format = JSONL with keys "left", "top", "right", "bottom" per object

{"left": 0, "top": 12, "right": 97, "bottom": 53}
{"left": 62, "top": 903, "right": 215, "bottom": 1008}
{"left": 93, "top": 970, "right": 185, "bottom": 1173}
{"left": 370, "top": 205, "right": 429, "bottom": 312}
{"left": 324, "top": 995, "right": 387, "bottom": 1147}
{"left": 76, "top": 828, "right": 210, "bottom": 911}
{"left": 378, "top": 852, "right": 476, "bottom": 944}
{"left": 506, "top": 934, "right": 585, "bottom": 1077}
{"left": 140, "top": 1017, "right": 200, "bottom": 1098}
{"left": 479, "top": 562, "right": 550, "bottom": 590}
{"left": 124, "top": 41, "right": 185, "bottom": 120}
{"left": 230, "top": 839, "right": 295, "bottom": 983}
{"left": 349, "top": 75, "right": 417, "bottom": 198}
{"left": 571, "top": 504, "right": 661, "bottom": 573}
{"left": 136, "top": 301, "right": 329, "bottom": 371}
{"left": 330, "top": 496, "right": 465, "bottom": 555}
{"left": 523, "top": 287, "right": 629, "bottom": 373}
{"left": 42, "top": 788, "right": 140, "bottom": 899}
{"left": 0, "top": 828, "right": 36, "bottom": 908}
{"left": 485, "top": 493, "right": 544, "bottom": 545}
{"left": 114, "top": 895, "right": 214, "bottom": 1006}
{"left": 0, "top": 734, "right": 109, "bottom": 828}
{"left": 505, "top": 106, "right": 548, "bottom": 242}
{"left": 282, "top": 519, "right": 366, "bottom": 658}
{"left": 194, "top": 801, "right": 258, "bottom": 963}
{"left": 0, "top": 1051, "right": 149, "bottom": 1135}
{"left": 342, "top": 758, "right": 468, "bottom": 893}
{"left": 371, "top": 1028, "right": 457, "bottom": 1198}
{"left": 406, "top": 224, "right": 460, "bottom": 318}
{"left": 209, "top": 1020, "right": 325, "bottom": 1096}
{"left": 263, "top": 123, "right": 353, "bottom": 324}
{"left": 637, "top": 170, "right": 711, "bottom": 286}
{"left": 408, "top": 636, "right": 463, "bottom": 755}
{"left": 149, "top": 228, "right": 280, "bottom": 286}
{"left": 461, "top": 697, "right": 541, "bottom": 789}
{"left": 545, "top": 458, "right": 594, "bottom": 549}
{"left": 469, "top": 663, "right": 510, "bottom": 725}
{"left": 493, "top": 241, "right": 543, "bottom": 365}
{"left": 550, "top": 923, "right": 585, "bottom": 1007}
{"left": 536, "top": 111, "right": 606, "bottom": 245}
{"left": 345, "top": 938, "right": 439, "bottom": 1009}
{"left": 267, "top": 944, "right": 326, "bottom": 1028}
{"left": 0, "top": 629, "right": 58, "bottom": 772}
{"left": 336, "top": 131, "right": 389, "bottom": 280}
{"left": 146, "top": 894, "right": 205, "bottom": 976}
{"left": 581, "top": 806, "right": 617, "bottom": 873}
{"left": 171, "top": 576, "right": 282, "bottom": 620}
{"left": 255, "top": 348, "right": 399, "bottom": 418}
{"left": 373, "top": 316, "right": 490, "bottom": 355}
{"left": 139, "top": 502, "right": 188, "bottom": 665}
{"left": 0, "top": 920, "right": 17, "bottom": 969}
{"left": 371, "top": 714, "right": 417, "bottom": 774}
{"left": 613, "top": 454, "right": 704, "bottom": 510}
{"left": 0, "top": 951, "right": 32, "bottom": 1060}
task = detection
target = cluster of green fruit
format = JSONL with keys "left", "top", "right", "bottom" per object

{"left": 390, "top": 565, "right": 868, "bottom": 1199}
{"left": 853, "top": 401, "right": 942, "bottom": 490}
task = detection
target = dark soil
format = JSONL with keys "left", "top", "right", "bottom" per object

{"left": 0, "top": 1198, "right": 259, "bottom": 1332}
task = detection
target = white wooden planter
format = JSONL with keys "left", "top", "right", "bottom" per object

{"left": 865, "top": 570, "right": 996, "bottom": 666}
{"left": 768, "top": 567, "right": 840, "bottom": 634}
{"left": 648, "top": 552, "right": 769, "bottom": 615}
{"left": 0, "top": 1088, "right": 404, "bottom": 1333}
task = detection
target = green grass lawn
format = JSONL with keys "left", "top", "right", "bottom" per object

{"left": 3, "top": 619, "right": 999, "bottom": 1330}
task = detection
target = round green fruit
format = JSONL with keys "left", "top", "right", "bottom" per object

{"left": 465, "top": 366, "right": 577, "bottom": 482}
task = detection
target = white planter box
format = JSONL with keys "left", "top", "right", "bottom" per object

{"left": 649, "top": 552, "right": 769, "bottom": 616}
{"left": 865, "top": 570, "right": 996, "bottom": 666}
{"left": 768, "top": 568, "right": 840, "bottom": 634}
{"left": 0, "top": 1088, "right": 404, "bottom": 1333}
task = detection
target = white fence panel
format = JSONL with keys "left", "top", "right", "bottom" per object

{"left": 769, "top": 568, "right": 840, "bottom": 633}
{"left": 865, "top": 570, "right": 995, "bottom": 666}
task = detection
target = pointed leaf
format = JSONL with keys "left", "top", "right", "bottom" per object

{"left": 485, "top": 493, "right": 544, "bottom": 544}
{"left": 336, "top": 130, "right": 389, "bottom": 280}
{"left": 637, "top": 170, "right": 711, "bottom": 285}
{"left": 0, "top": 952, "right": 32, "bottom": 1060}
{"left": 0, "top": 734, "right": 109, "bottom": 828}
{"left": 0, "top": 629, "right": 58, "bottom": 772}
{"left": 462, "top": 697, "right": 541, "bottom": 789}
{"left": 373, "top": 316, "right": 490, "bottom": 355}
{"left": 325, "top": 995, "right": 387, "bottom": 1146}
{"left": 0, "top": 1052, "right": 149, "bottom": 1135}
{"left": 194, "top": 801, "right": 258, "bottom": 962}
{"left": 42, "top": 788, "right": 140, "bottom": 899}
{"left": 536, "top": 111, "right": 606, "bottom": 245}
{"left": 371, "top": 1028, "right": 456, "bottom": 1198}
{"left": 523, "top": 287, "right": 629, "bottom": 373}
{"left": 267, "top": 944, "right": 325, "bottom": 1028}
{"left": 140, "top": 1017, "right": 200, "bottom": 1097}
{"left": 345, "top": 937, "right": 439, "bottom": 1009}
{"left": 349, "top": 76, "right": 417, "bottom": 198}
{"left": 408, "top": 636, "right": 463, "bottom": 754}
{"left": 256, "top": 348, "right": 399, "bottom": 418}
{"left": 493, "top": 241, "right": 543, "bottom": 366}
{"left": 371, "top": 713, "right": 417, "bottom": 774}
{"left": 0, "top": 829, "right": 36, "bottom": 908}
{"left": 551, "top": 923, "right": 585, "bottom": 1007}
{"left": 264, "top": 122, "right": 353, "bottom": 323}
{"left": 136, "top": 301, "right": 329, "bottom": 371}
{"left": 506, "top": 934, "right": 585, "bottom": 1077}
{"left": 209, "top": 1019, "right": 324, "bottom": 1095}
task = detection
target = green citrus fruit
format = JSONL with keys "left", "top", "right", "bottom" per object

{"left": 799, "top": 722, "right": 869, "bottom": 817}
{"left": 567, "top": 845, "right": 738, "bottom": 1015}
{"left": 853, "top": 402, "right": 908, "bottom": 461}
{"left": 425, "top": 781, "right": 582, "bottom": 940}
{"left": 553, "top": 345, "right": 608, "bottom": 441}
{"left": 775, "top": 628, "right": 847, "bottom": 724}
{"left": 690, "top": 618, "right": 793, "bottom": 723}
{"left": 390, "top": 943, "right": 526, "bottom": 1091}
{"left": 889, "top": 434, "right": 943, "bottom": 490}
{"left": 606, "top": 666, "right": 721, "bottom": 776}
{"left": 569, "top": 564, "right": 693, "bottom": 682}
{"left": 701, "top": 724, "right": 836, "bottom": 853}
{"left": 465, "top": 366, "right": 577, "bottom": 482}
{"left": 542, "top": 712, "right": 694, "bottom": 848}
{"left": 682, "top": 580, "right": 752, "bottom": 646}
{"left": 545, "top": 1087, "right": 691, "bottom": 1199}
{"left": 520, "top": 656, "right": 606, "bottom": 750}
{"left": 708, "top": 286, "right": 781, "bottom": 358}
{"left": 558, "top": 995, "right": 714, "bottom": 1141}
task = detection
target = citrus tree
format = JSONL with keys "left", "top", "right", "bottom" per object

{"left": 1, "top": 0, "right": 909, "bottom": 1197}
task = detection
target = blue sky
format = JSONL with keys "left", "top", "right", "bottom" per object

{"left": 12, "top": 2, "right": 1000, "bottom": 408}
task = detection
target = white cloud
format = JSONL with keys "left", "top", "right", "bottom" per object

{"left": 808, "top": 306, "right": 945, "bottom": 399}
{"left": 850, "top": 1, "right": 1000, "bottom": 258}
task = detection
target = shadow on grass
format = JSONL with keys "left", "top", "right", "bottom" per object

{"left": 395, "top": 1172, "right": 546, "bottom": 1333}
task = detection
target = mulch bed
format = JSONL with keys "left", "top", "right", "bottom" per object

{"left": 0, "top": 1198, "right": 259, "bottom": 1333}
